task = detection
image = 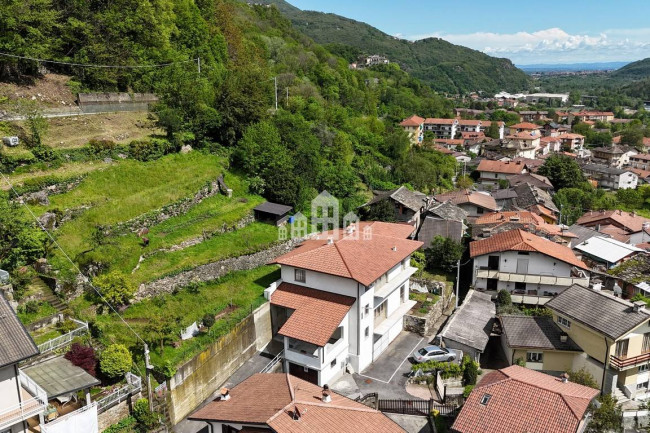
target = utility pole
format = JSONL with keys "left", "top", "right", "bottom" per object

{"left": 286, "top": 87, "right": 289, "bottom": 107}
{"left": 144, "top": 343, "right": 154, "bottom": 411}
{"left": 455, "top": 259, "right": 461, "bottom": 309}
{"left": 559, "top": 204, "right": 564, "bottom": 227}
{"left": 274, "top": 76, "right": 278, "bottom": 111}
{"left": 197, "top": 57, "right": 201, "bottom": 76}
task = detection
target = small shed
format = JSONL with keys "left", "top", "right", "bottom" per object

{"left": 253, "top": 202, "right": 293, "bottom": 226}
{"left": 437, "top": 290, "right": 496, "bottom": 362}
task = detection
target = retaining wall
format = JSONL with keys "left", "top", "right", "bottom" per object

{"left": 166, "top": 302, "right": 272, "bottom": 425}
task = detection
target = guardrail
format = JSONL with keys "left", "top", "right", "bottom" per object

{"left": 610, "top": 352, "right": 650, "bottom": 370}
{"left": 261, "top": 350, "right": 284, "bottom": 373}
{"left": 37, "top": 319, "right": 89, "bottom": 355}
{"left": 41, "top": 402, "right": 98, "bottom": 432}
{"left": 96, "top": 373, "right": 142, "bottom": 414}
{"left": 19, "top": 369, "right": 48, "bottom": 403}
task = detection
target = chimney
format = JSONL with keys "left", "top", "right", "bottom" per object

{"left": 561, "top": 373, "right": 569, "bottom": 383}
{"left": 327, "top": 238, "right": 334, "bottom": 245}
{"left": 322, "top": 385, "right": 331, "bottom": 403}
{"left": 220, "top": 387, "right": 230, "bottom": 401}
{"left": 392, "top": 246, "right": 397, "bottom": 252}
{"left": 633, "top": 300, "right": 646, "bottom": 313}
{"left": 560, "top": 333, "right": 568, "bottom": 343}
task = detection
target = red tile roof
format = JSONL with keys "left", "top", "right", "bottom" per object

{"left": 273, "top": 222, "right": 422, "bottom": 287}
{"left": 510, "top": 122, "right": 540, "bottom": 130}
{"left": 474, "top": 211, "right": 544, "bottom": 225}
{"left": 190, "top": 373, "right": 404, "bottom": 432}
{"left": 469, "top": 229, "right": 587, "bottom": 269}
{"left": 399, "top": 115, "right": 424, "bottom": 127}
{"left": 271, "top": 282, "right": 355, "bottom": 346}
{"left": 461, "top": 131, "right": 485, "bottom": 139}
{"left": 477, "top": 159, "right": 527, "bottom": 175}
{"left": 434, "top": 189, "right": 498, "bottom": 211}
{"left": 452, "top": 365, "right": 598, "bottom": 433}
{"left": 631, "top": 154, "right": 650, "bottom": 161}
{"left": 424, "top": 118, "right": 456, "bottom": 125}
{"left": 557, "top": 133, "right": 585, "bottom": 140}
{"left": 457, "top": 119, "right": 481, "bottom": 126}
{"left": 576, "top": 210, "right": 650, "bottom": 233}
{"left": 481, "top": 121, "right": 504, "bottom": 127}
{"left": 434, "top": 139, "right": 464, "bottom": 146}
{"left": 575, "top": 111, "right": 614, "bottom": 117}
{"left": 630, "top": 168, "right": 650, "bottom": 179}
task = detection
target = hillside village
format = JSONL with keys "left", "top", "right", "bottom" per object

{"left": 2, "top": 1, "right": 650, "bottom": 433}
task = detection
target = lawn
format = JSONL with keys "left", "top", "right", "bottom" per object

{"left": 1, "top": 160, "right": 113, "bottom": 192}
{"left": 17, "top": 301, "right": 57, "bottom": 325}
{"left": 37, "top": 152, "right": 227, "bottom": 271}
{"left": 130, "top": 222, "right": 278, "bottom": 285}
{"left": 71, "top": 265, "right": 280, "bottom": 367}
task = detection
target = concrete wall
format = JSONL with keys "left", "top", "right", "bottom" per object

{"left": 98, "top": 392, "right": 141, "bottom": 432}
{"left": 167, "top": 303, "right": 271, "bottom": 425}
{"left": 0, "top": 365, "right": 20, "bottom": 410}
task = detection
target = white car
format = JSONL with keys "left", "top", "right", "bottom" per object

{"left": 412, "top": 345, "right": 460, "bottom": 363}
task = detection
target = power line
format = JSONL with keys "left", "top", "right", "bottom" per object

{"left": 0, "top": 51, "right": 199, "bottom": 69}
{"left": 0, "top": 170, "right": 149, "bottom": 350}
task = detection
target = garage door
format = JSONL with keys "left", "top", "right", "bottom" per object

{"left": 288, "top": 362, "right": 318, "bottom": 384}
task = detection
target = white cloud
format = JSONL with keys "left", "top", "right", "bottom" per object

{"left": 404, "top": 27, "right": 650, "bottom": 64}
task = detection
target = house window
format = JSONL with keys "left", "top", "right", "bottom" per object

{"left": 515, "top": 282, "right": 526, "bottom": 292}
{"left": 294, "top": 269, "right": 306, "bottom": 283}
{"left": 364, "top": 304, "right": 370, "bottom": 317}
{"left": 375, "top": 302, "right": 387, "bottom": 324}
{"left": 639, "top": 364, "right": 650, "bottom": 373}
{"left": 643, "top": 333, "right": 650, "bottom": 354}
{"left": 480, "top": 394, "right": 492, "bottom": 405}
{"left": 616, "top": 339, "right": 629, "bottom": 358}
{"left": 557, "top": 316, "right": 571, "bottom": 328}
{"left": 488, "top": 256, "right": 499, "bottom": 271}
{"left": 331, "top": 358, "right": 337, "bottom": 368}
{"left": 364, "top": 326, "right": 369, "bottom": 339}
{"left": 400, "top": 285, "right": 406, "bottom": 303}
{"left": 637, "top": 381, "right": 649, "bottom": 390}
{"left": 476, "top": 207, "right": 484, "bottom": 214}
{"left": 526, "top": 352, "right": 543, "bottom": 363}
{"left": 517, "top": 251, "right": 530, "bottom": 255}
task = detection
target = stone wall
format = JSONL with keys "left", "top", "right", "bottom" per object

{"left": 166, "top": 303, "right": 271, "bottom": 425}
{"left": 98, "top": 392, "right": 141, "bottom": 432}
{"left": 404, "top": 300, "right": 444, "bottom": 336}
{"left": 135, "top": 240, "right": 299, "bottom": 300}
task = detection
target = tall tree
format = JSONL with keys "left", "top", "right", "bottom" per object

{"left": 537, "top": 154, "right": 586, "bottom": 190}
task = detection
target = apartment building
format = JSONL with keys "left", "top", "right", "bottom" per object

{"left": 266, "top": 221, "right": 422, "bottom": 385}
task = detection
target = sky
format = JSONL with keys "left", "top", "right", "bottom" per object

{"left": 287, "top": 0, "right": 650, "bottom": 65}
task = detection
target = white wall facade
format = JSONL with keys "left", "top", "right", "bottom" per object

{"left": 473, "top": 251, "right": 575, "bottom": 295}
{"left": 0, "top": 365, "right": 27, "bottom": 433}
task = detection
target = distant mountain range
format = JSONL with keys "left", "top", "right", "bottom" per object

{"left": 518, "top": 62, "right": 630, "bottom": 73}
{"left": 254, "top": 0, "right": 531, "bottom": 94}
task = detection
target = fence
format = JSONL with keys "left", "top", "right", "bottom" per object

{"left": 96, "top": 373, "right": 142, "bottom": 414}
{"left": 378, "top": 399, "right": 434, "bottom": 416}
{"left": 37, "top": 319, "right": 89, "bottom": 354}
{"left": 260, "top": 350, "right": 284, "bottom": 373}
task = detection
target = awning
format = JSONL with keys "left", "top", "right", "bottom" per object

{"left": 23, "top": 356, "right": 100, "bottom": 398}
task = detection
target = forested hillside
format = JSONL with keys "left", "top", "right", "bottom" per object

{"left": 612, "top": 57, "right": 650, "bottom": 80}
{"left": 253, "top": 0, "right": 531, "bottom": 94}
{"left": 1, "top": 0, "right": 459, "bottom": 212}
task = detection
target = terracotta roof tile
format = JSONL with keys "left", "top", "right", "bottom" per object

{"left": 271, "top": 283, "right": 355, "bottom": 346}
{"left": 469, "top": 229, "right": 587, "bottom": 269}
{"left": 424, "top": 118, "right": 456, "bottom": 125}
{"left": 190, "top": 373, "right": 404, "bottom": 432}
{"left": 474, "top": 211, "right": 544, "bottom": 225}
{"left": 477, "top": 159, "right": 527, "bottom": 175}
{"left": 510, "top": 122, "right": 540, "bottom": 130}
{"left": 434, "top": 189, "right": 498, "bottom": 211}
{"left": 273, "top": 222, "right": 422, "bottom": 287}
{"left": 399, "top": 115, "right": 424, "bottom": 127}
{"left": 452, "top": 365, "right": 598, "bottom": 433}
{"left": 577, "top": 210, "right": 650, "bottom": 233}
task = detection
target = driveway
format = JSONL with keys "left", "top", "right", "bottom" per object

{"left": 348, "top": 331, "right": 425, "bottom": 400}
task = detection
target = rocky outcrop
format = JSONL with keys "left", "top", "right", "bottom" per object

{"left": 135, "top": 239, "right": 300, "bottom": 300}
{"left": 25, "top": 190, "right": 49, "bottom": 206}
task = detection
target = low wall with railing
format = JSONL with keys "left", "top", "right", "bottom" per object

{"left": 37, "top": 319, "right": 89, "bottom": 355}
{"left": 623, "top": 409, "right": 650, "bottom": 430}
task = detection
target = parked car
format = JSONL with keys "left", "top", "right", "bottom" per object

{"left": 412, "top": 345, "right": 460, "bottom": 363}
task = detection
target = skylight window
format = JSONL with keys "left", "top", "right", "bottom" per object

{"left": 480, "top": 394, "right": 492, "bottom": 405}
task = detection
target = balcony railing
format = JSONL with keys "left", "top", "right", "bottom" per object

{"left": 475, "top": 269, "right": 589, "bottom": 287}
{"left": 610, "top": 352, "right": 650, "bottom": 370}
{"left": 0, "top": 371, "right": 48, "bottom": 431}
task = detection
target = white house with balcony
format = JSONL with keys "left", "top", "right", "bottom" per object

{"left": 470, "top": 229, "right": 590, "bottom": 305}
{"left": 0, "top": 296, "right": 47, "bottom": 433}
{"left": 265, "top": 221, "right": 422, "bottom": 386}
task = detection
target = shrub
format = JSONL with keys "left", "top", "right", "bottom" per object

{"left": 57, "top": 319, "right": 78, "bottom": 333}
{"left": 24, "top": 300, "right": 39, "bottom": 314}
{"left": 93, "top": 271, "right": 135, "bottom": 306}
{"left": 424, "top": 236, "right": 464, "bottom": 273}
{"left": 496, "top": 289, "right": 512, "bottom": 306}
{"left": 413, "top": 360, "right": 462, "bottom": 379}
{"left": 100, "top": 344, "right": 132, "bottom": 379}
{"left": 103, "top": 416, "right": 137, "bottom": 433}
{"left": 567, "top": 367, "right": 599, "bottom": 389}
{"left": 65, "top": 343, "right": 97, "bottom": 377}
{"left": 202, "top": 313, "right": 215, "bottom": 329}
{"left": 461, "top": 355, "right": 479, "bottom": 386}
{"left": 87, "top": 139, "right": 117, "bottom": 157}
{"left": 515, "top": 357, "right": 526, "bottom": 367}
{"left": 133, "top": 398, "right": 158, "bottom": 430}
{"left": 128, "top": 139, "right": 176, "bottom": 162}
{"left": 463, "top": 385, "right": 475, "bottom": 398}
